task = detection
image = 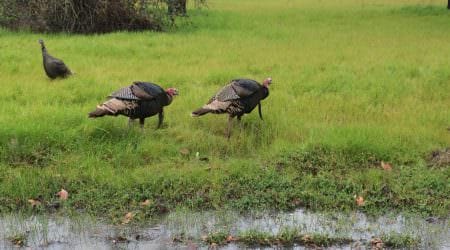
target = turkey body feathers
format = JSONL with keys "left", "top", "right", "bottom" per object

{"left": 89, "top": 82, "right": 175, "bottom": 129}
{"left": 192, "top": 78, "right": 269, "bottom": 118}
{"left": 230, "top": 79, "right": 261, "bottom": 98}
{"left": 133, "top": 82, "right": 165, "bottom": 98}
{"left": 43, "top": 54, "right": 72, "bottom": 79}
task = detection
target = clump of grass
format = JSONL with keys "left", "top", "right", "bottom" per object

{"left": 275, "top": 144, "right": 382, "bottom": 174}
{"left": 1, "top": 138, "right": 59, "bottom": 167}
{"left": 203, "top": 231, "right": 229, "bottom": 245}
{"left": 7, "top": 232, "right": 28, "bottom": 247}
{"left": 394, "top": 5, "right": 447, "bottom": 16}
{"left": 277, "top": 227, "right": 300, "bottom": 245}
{"left": 299, "top": 233, "right": 352, "bottom": 247}
{"left": 381, "top": 232, "right": 420, "bottom": 248}
{"left": 238, "top": 229, "right": 275, "bottom": 246}
{"left": 236, "top": 228, "right": 353, "bottom": 247}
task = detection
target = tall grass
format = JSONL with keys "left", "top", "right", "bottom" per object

{"left": 0, "top": 0, "right": 448, "bottom": 217}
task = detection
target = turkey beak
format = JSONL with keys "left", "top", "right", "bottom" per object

{"left": 173, "top": 89, "right": 179, "bottom": 96}
{"left": 264, "top": 78, "right": 272, "bottom": 87}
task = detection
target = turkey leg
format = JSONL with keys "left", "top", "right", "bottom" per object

{"left": 258, "top": 102, "right": 263, "bottom": 120}
{"left": 157, "top": 111, "right": 164, "bottom": 129}
{"left": 237, "top": 115, "right": 243, "bottom": 129}
{"left": 139, "top": 118, "right": 145, "bottom": 130}
{"left": 226, "top": 115, "right": 234, "bottom": 139}
{"left": 128, "top": 118, "right": 135, "bottom": 129}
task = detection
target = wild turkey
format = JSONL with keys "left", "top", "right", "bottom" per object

{"left": 88, "top": 81, "right": 178, "bottom": 129}
{"left": 191, "top": 77, "right": 272, "bottom": 137}
{"left": 38, "top": 39, "right": 72, "bottom": 79}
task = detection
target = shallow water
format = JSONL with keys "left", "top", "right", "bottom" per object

{"left": 0, "top": 209, "right": 448, "bottom": 249}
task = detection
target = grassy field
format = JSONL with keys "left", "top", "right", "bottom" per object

{"left": 0, "top": 0, "right": 449, "bottom": 219}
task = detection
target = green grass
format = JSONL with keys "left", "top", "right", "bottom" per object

{"left": 381, "top": 232, "right": 421, "bottom": 248}
{"left": 0, "top": 0, "right": 449, "bottom": 219}
{"left": 6, "top": 232, "right": 28, "bottom": 247}
{"left": 205, "top": 228, "right": 353, "bottom": 247}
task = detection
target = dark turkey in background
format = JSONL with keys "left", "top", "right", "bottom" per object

{"left": 38, "top": 39, "right": 72, "bottom": 79}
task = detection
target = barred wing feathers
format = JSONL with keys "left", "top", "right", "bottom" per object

{"left": 215, "top": 79, "right": 261, "bottom": 102}
{"left": 109, "top": 86, "right": 140, "bottom": 100}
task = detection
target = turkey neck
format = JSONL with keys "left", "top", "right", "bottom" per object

{"left": 261, "top": 85, "right": 269, "bottom": 100}
{"left": 166, "top": 93, "right": 174, "bottom": 105}
{"left": 41, "top": 46, "right": 48, "bottom": 58}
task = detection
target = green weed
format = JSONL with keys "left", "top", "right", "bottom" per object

{"left": 236, "top": 229, "right": 353, "bottom": 247}
{"left": 237, "top": 230, "right": 274, "bottom": 246}
{"left": 382, "top": 232, "right": 421, "bottom": 248}
{"left": 6, "top": 231, "right": 28, "bottom": 247}
{"left": 203, "top": 231, "right": 229, "bottom": 245}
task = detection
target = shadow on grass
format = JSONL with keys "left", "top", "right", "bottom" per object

{"left": 393, "top": 5, "right": 449, "bottom": 16}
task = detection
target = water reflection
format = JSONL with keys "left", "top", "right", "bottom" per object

{"left": 0, "top": 209, "right": 448, "bottom": 249}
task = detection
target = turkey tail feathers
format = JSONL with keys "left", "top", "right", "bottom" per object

{"left": 191, "top": 108, "right": 211, "bottom": 117}
{"left": 192, "top": 100, "right": 231, "bottom": 117}
{"left": 88, "top": 106, "right": 111, "bottom": 118}
{"left": 88, "top": 98, "right": 135, "bottom": 118}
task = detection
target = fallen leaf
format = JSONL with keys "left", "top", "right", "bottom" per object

{"left": 301, "top": 234, "right": 313, "bottom": 244}
{"left": 370, "top": 238, "right": 382, "bottom": 244}
{"left": 122, "top": 212, "right": 134, "bottom": 224}
{"left": 381, "top": 161, "right": 392, "bottom": 171}
{"left": 57, "top": 189, "right": 69, "bottom": 200}
{"left": 356, "top": 196, "right": 365, "bottom": 206}
{"left": 179, "top": 148, "right": 190, "bottom": 156}
{"left": 226, "top": 235, "right": 235, "bottom": 242}
{"left": 124, "top": 212, "right": 133, "bottom": 220}
{"left": 292, "top": 198, "right": 302, "bottom": 206}
{"left": 10, "top": 237, "right": 26, "bottom": 247}
{"left": 28, "top": 199, "right": 41, "bottom": 207}
{"left": 370, "top": 238, "right": 383, "bottom": 249}
{"left": 140, "top": 199, "right": 152, "bottom": 206}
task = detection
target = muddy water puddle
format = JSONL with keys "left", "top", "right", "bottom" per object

{"left": 0, "top": 209, "right": 448, "bottom": 249}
